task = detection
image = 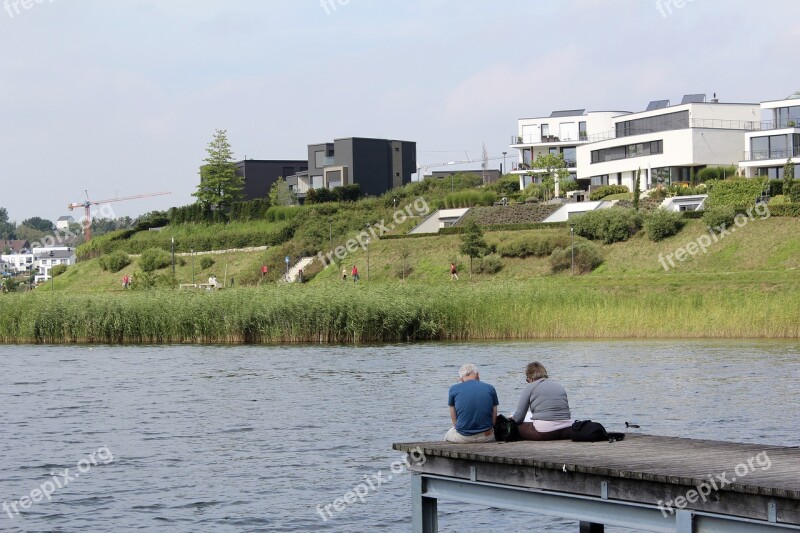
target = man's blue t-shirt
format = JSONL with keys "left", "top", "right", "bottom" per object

{"left": 447, "top": 380, "right": 499, "bottom": 435}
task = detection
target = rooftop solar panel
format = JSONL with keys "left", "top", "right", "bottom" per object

{"left": 645, "top": 99, "right": 670, "bottom": 111}
{"left": 549, "top": 109, "right": 585, "bottom": 118}
{"left": 681, "top": 94, "right": 706, "bottom": 104}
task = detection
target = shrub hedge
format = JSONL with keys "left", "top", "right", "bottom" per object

{"left": 549, "top": 242, "right": 603, "bottom": 274}
{"left": 702, "top": 206, "right": 737, "bottom": 231}
{"left": 98, "top": 251, "right": 131, "bottom": 273}
{"left": 139, "top": 248, "right": 172, "bottom": 272}
{"left": 589, "top": 185, "right": 629, "bottom": 201}
{"left": 572, "top": 208, "right": 642, "bottom": 244}
{"left": 644, "top": 209, "right": 685, "bottom": 242}
{"left": 496, "top": 233, "right": 573, "bottom": 258}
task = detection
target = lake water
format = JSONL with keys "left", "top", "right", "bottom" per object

{"left": 1, "top": 341, "right": 799, "bottom": 532}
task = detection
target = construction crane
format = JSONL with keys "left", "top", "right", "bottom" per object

{"left": 68, "top": 191, "right": 171, "bottom": 241}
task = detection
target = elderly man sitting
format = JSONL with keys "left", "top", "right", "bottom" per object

{"left": 444, "top": 363, "right": 498, "bottom": 443}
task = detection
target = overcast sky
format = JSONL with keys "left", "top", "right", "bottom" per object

{"left": 1, "top": 0, "right": 797, "bottom": 223}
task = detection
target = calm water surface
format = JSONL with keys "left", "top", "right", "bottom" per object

{"left": 1, "top": 340, "right": 799, "bottom": 532}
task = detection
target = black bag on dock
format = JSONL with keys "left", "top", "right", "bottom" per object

{"left": 571, "top": 420, "right": 625, "bottom": 442}
{"left": 494, "top": 414, "right": 520, "bottom": 442}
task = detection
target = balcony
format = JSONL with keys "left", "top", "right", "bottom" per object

{"left": 743, "top": 147, "right": 800, "bottom": 162}
{"left": 511, "top": 134, "right": 588, "bottom": 145}
{"left": 513, "top": 160, "right": 577, "bottom": 172}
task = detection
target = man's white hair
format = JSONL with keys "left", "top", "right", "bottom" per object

{"left": 459, "top": 363, "right": 478, "bottom": 379}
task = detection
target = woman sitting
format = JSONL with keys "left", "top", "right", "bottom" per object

{"left": 511, "top": 362, "right": 573, "bottom": 441}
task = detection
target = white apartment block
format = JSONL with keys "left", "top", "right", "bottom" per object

{"left": 510, "top": 110, "right": 625, "bottom": 192}
{"left": 512, "top": 94, "right": 764, "bottom": 194}
{"left": 739, "top": 95, "right": 800, "bottom": 179}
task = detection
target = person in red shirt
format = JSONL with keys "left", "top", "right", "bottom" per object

{"left": 450, "top": 262, "right": 459, "bottom": 281}
{"left": 351, "top": 265, "right": 359, "bottom": 283}
{"left": 261, "top": 265, "right": 268, "bottom": 278}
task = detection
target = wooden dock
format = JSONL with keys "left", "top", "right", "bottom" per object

{"left": 393, "top": 434, "right": 800, "bottom": 532}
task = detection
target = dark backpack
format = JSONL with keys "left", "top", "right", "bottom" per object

{"left": 493, "top": 414, "right": 520, "bottom": 442}
{"left": 571, "top": 420, "right": 625, "bottom": 442}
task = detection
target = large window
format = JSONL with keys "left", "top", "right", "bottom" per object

{"left": 750, "top": 134, "right": 795, "bottom": 160}
{"left": 562, "top": 147, "right": 576, "bottom": 167}
{"left": 590, "top": 175, "right": 609, "bottom": 186}
{"left": 615, "top": 111, "right": 689, "bottom": 138}
{"left": 591, "top": 140, "right": 663, "bottom": 163}
{"left": 775, "top": 105, "right": 800, "bottom": 128}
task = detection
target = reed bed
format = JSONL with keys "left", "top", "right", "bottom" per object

{"left": 1, "top": 282, "right": 799, "bottom": 344}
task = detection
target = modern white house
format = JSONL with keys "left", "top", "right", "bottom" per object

{"left": 408, "top": 208, "right": 470, "bottom": 234}
{"left": 1, "top": 239, "right": 34, "bottom": 273}
{"left": 33, "top": 248, "right": 76, "bottom": 282}
{"left": 739, "top": 94, "right": 800, "bottom": 180}
{"left": 510, "top": 109, "right": 627, "bottom": 193}
{"left": 575, "top": 95, "right": 759, "bottom": 192}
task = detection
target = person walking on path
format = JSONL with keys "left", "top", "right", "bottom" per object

{"left": 342, "top": 267, "right": 347, "bottom": 281}
{"left": 450, "top": 262, "right": 459, "bottom": 281}
{"left": 122, "top": 274, "right": 129, "bottom": 289}
{"left": 352, "top": 265, "right": 359, "bottom": 283}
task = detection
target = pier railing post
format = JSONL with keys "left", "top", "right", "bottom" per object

{"left": 411, "top": 474, "right": 438, "bottom": 533}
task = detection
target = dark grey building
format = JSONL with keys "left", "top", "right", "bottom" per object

{"left": 236, "top": 160, "right": 308, "bottom": 201}
{"left": 289, "top": 137, "right": 416, "bottom": 198}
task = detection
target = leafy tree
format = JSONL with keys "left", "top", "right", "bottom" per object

{"left": 633, "top": 167, "right": 642, "bottom": 211}
{"left": 459, "top": 220, "right": 491, "bottom": 277}
{"left": 21, "top": 217, "right": 54, "bottom": 233}
{"left": 783, "top": 158, "right": 795, "bottom": 196}
{"left": 528, "top": 153, "right": 569, "bottom": 199}
{"left": 269, "top": 177, "right": 297, "bottom": 206}
{"left": 193, "top": 129, "right": 243, "bottom": 211}
{"left": 14, "top": 224, "right": 47, "bottom": 244}
{"left": 0, "top": 208, "right": 15, "bottom": 240}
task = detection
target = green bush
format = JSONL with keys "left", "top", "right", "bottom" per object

{"left": 474, "top": 254, "right": 503, "bottom": 274}
{"left": 789, "top": 182, "right": 800, "bottom": 203}
{"left": 696, "top": 166, "right": 737, "bottom": 183}
{"left": 573, "top": 208, "right": 642, "bottom": 244}
{"left": 51, "top": 264, "right": 68, "bottom": 277}
{"left": 706, "top": 177, "right": 767, "bottom": 209}
{"left": 138, "top": 248, "right": 172, "bottom": 272}
{"left": 98, "top": 251, "right": 131, "bottom": 273}
{"left": 549, "top": 242, "right": 603, "bottom": 274}
{"left": 444, "top": 190, "right": 497, "bottom": 208}
{"left": 769, "top": 204, "right": 800, "bottom": 217}
{"left": 589, "top": 185, "right": 629, "bottom": 201}
{"left": 702, "top": 206, "right": 736, "bottom": 231}
{"left": 768, "top": 180, "right": 785, "bottom": 197}
{"left": 496, "top": 233, "right": 573, "bottom": 258}
{"left": 199, "top": 256, "right": 215, "bottom": 270}
{"left": 644, "top": 209, "right": 685, "bottom": 242}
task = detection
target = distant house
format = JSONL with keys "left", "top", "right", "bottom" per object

{"left": 33, "top": 248, "right": 76, "bottom": 282}
{"left": 287, "top": 137, "right": 416, "bottom": 199}
{"left": 235, "top": 160, "right": 308, "bottom": 201}
{"left": 0, "top": 240, "right": 31, "bottom": 254}
{"left": 408, "top": 208, "right": 470, "bottom": 234}
{"left": 56, "top": 216, "right": 74, "bottom": 231}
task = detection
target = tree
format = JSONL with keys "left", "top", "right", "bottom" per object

{"left": 269, "top": 177, "right": 296, "bottom": 206}
{"left": 192, "top": 129, "right": 243, "bottom": 212}
{"left": 528, "top": 153, "right": 569, "bottom": 199}
{"left": 14, "top": 224, "right": 47, "bottom": 244}
{"left": 633, "top": 167, "right": 642, "bottom": 211}
{"left": 459, "top": 220, "right": 491, "bottom": 277}
{"left": 21, "top": 217, "right": 54, "bottom": 233}
{"left": 0, "top": 208, "right": 15, "bottom": 240}
{"left": 783, "top": 158, "right": 795, "bottom": 196}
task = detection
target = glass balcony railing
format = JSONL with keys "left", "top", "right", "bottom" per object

{"left": 743, "top": 147, "right": 800, "bottom": 161}
{"left": 511, "top": 134, "right": 587, "bottom": 145}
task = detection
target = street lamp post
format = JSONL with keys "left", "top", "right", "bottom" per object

{"left": 365, "top": 223, "right": 371, "bottom": 283}
{"left": 570, "top": 223, "right": 575, "bottom": 276}
{"left": 191, "top": 249, "right": 195, "bottom": 284}
{"left": 171, "top": 237, "right": 175, "bottom": 276}
{"left": 502, "top": 151, "right": 507, "bottom": 175}
{"left": 329, "top": 220, "right": 332, "bottom": 246}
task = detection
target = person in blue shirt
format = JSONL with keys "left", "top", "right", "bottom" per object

{"left": 445, "top": 363, "right": 498, "bottom": 443}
